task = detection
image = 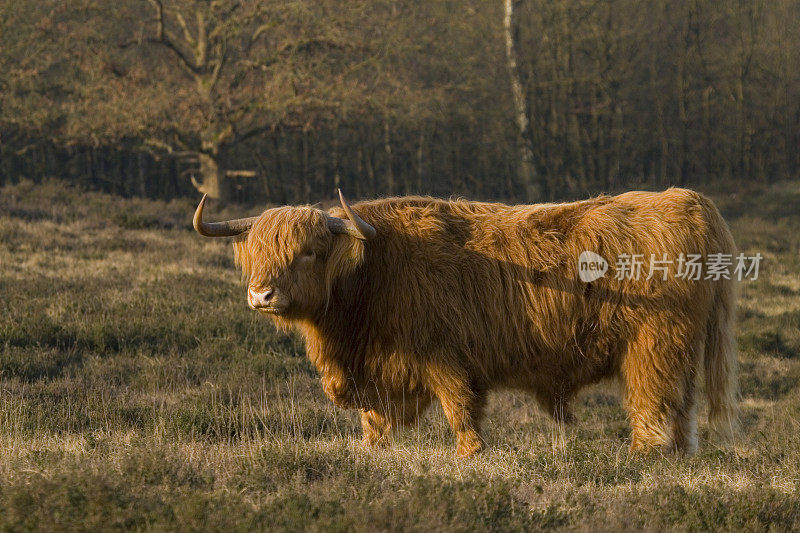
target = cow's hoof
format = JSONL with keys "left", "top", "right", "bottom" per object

{"left": 456, "top": 433, "right": 484, "bottom": 458}
{"left": 361, "top": 433, "right": 390, "bottom": 449}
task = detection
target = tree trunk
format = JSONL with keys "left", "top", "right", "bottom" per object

{"left": 503, "top": 0, "right": 543, "bottom": 201}
{"left": 736, "top": 69, "right": 747, "bottom": 181}
{"left": 272, "top": 134, "right": 287, "bottom": 204}
{"left": 383, "top": 119, "right": 394, "bottom": 196}
{"left": 332, "top": 125, "right": 341, "bottom": 193}
{"left": 301, "top": 131, "right": 311, "bottom": 203}
{"left": 650, "top": 50, "right": 669, "bottom": 186}
{"left": 676, "top": 13, "right": 690, "bottom": 187}
{"left": 192, "top": 152, "right": 225, "bottom": 200}
{"left": 364, "top": 129, "right": 376, "bottom": 196}
{"left": 137, "top": 152, "right": 148, "bottom": 197}
{"left": 416, "top": 128, "right": 424, "bottom": 193}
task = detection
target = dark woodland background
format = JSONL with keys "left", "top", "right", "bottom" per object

{"left": 1, "top": 0, "right": 798, "bottom": 204}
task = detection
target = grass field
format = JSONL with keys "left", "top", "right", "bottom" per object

{"left": 1, "top": 180, "right": 799, "bottom": 531}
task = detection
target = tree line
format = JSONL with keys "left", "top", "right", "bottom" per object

{"left": 1, "top": 0, "right": 797, "bottom": 204}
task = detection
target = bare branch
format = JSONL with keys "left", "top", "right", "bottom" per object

{"left": 195, "top": 10, "right": 207, "bottom": 67}
{"left": 172, "top": 151, "right": 200, "bottom": 160}
{"left": 250, "top": 20, "right": 278, "bottom": 46}
{"left": 174, "top": 12, "right": 197, "bottom": 50}
{"left": 146, "top": 0, "right": 164, "bottom": 40}
{"left": 207, "top": 41, "right": 226, "bottom": 92}
{"left": 225, "top": 170, "right": 256, "bottom": 178}
{"left": 147, "top": 37, "right": 201, "bottom": 74}
{"left": 144, "top": 137, "right": 175, "bottom": 153}
{"left": 232, "top": 124, "right": 276, "bottom": 146}
{"left": 144, "top": 0, "right": 200, "bottom": 74}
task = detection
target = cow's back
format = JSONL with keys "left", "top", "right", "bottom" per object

{"left": 329, "top": 190, "right": 733, "bottom": 395}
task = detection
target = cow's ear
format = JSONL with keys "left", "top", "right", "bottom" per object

{"left": 325, "top": 190, "right": 376, "bottom": 241}
{"left": 232, "top": 236, "right": 252, "bottom": 278}
{"left": 323, "top": 232, "right": 364, "bottom": 292}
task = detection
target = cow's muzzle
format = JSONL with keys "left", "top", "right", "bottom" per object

{"left": 248, "top": 287, "right": 277, "bottom": 311}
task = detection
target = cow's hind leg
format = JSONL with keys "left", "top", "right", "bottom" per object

{"left": 669, "top": 369, "right": 698, "bottom": 453}
{"left": 533, "top": 388, "right": 575, "bottom": 424}
{"left": 393, "top": 392, "right": 434, "bottom": 428}
{"left": 668, "top": 338, "right": 703, "bottom": 453}
{"left": 623, "top": 322, "right": 699, "bottom": 453}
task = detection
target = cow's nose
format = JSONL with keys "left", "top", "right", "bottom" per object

{"left": 248, "top": 287, "right": 274, "bottom": 308}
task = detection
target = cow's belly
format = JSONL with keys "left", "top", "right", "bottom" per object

{"left": 491, "top": 335, "right": 623, "bottom": 393}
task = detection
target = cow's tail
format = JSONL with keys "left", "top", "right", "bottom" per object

{"left": 705, "top": 278, "right": 738, "bottom": 441}
{"left": 703, "top": 199, "right": 739, "bottom": 443}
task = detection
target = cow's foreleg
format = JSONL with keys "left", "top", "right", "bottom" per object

{"left": 429, "top": 377, "right": 486, "bottom": 457}
{"left": 320, "top": 370, "right": 360, "bottom": 409}
{"left": 360, "top": 409, "right": 391, "bottom": 447}
{"left": 360, "top": 392, "right": 433, "bottom": 448}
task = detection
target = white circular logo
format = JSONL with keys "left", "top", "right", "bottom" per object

{"left": 578, "top": 251, "right": 608, "bottom": 283}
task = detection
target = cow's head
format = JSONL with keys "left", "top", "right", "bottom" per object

{"left": 193, "top": 190, "right": 374, "bottom": 324}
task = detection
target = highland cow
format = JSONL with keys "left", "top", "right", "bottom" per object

{"left": 193, "top": 188, "right": 738, "bottom": 457}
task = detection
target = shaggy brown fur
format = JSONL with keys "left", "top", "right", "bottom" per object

{"left": 230, "top": 188, "right": 738, "bottom": 456}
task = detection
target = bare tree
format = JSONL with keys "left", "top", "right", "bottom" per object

{"left": 133, "top": 0, "right": 281, "bottom": 199}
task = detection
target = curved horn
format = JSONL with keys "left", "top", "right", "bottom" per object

{"left": 193, "top": 195, "right": 260, "bottom": 237}
{"left": 326, "top": 189, "right": 376, "bottom": 240}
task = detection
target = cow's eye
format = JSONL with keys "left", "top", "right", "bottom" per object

{"left": 296, "top": 250, "right": 316, "bottom": 266}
